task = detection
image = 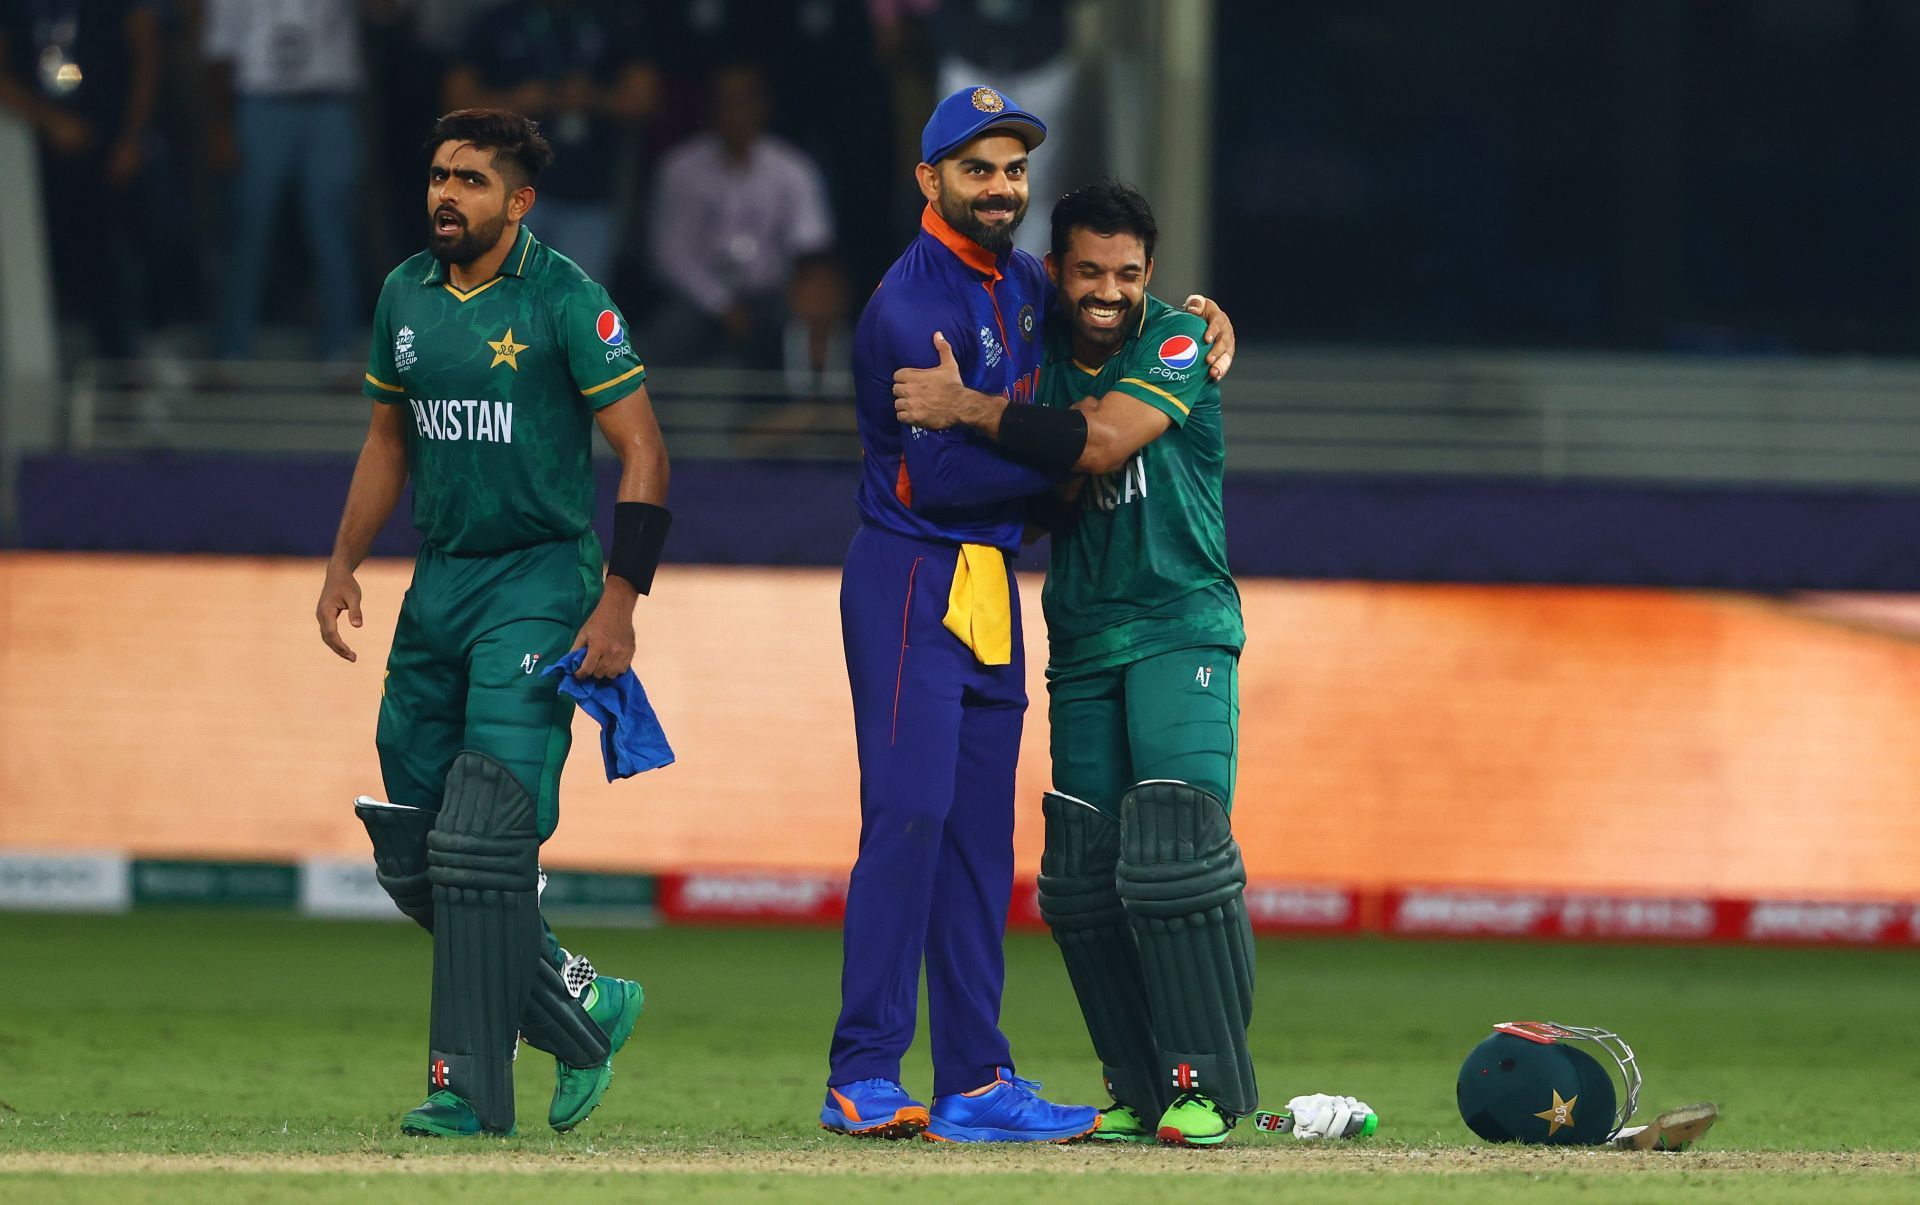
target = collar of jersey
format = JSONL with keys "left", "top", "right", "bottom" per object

{"left": 919, "top": 204, "right": 1004, "bottom": 281}
{"left": 422, "top": 225, "right": 537, "bottom": 298}
{"left": 1046, "top": 291, "right": 1157, "bottom": 373}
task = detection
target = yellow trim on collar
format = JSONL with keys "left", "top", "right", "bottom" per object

{"left": 443, "top": 277, "right": 505, "bottom": 303}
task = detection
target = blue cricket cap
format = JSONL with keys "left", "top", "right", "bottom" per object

{"left": 920, "top": 85, "right": 1047, "bottom": 165}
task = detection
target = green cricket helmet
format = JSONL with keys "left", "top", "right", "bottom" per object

{"left": 1457, "top": 1021, "right": 1641, "bottom": 1145}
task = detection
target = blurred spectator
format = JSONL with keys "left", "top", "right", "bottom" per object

{"left": 783, "top": 251, "right": 851, "bottom": 398}
{"left": 764, "top": 0, "right": 894, "bottom": 293}
{"left": 201, "top": 0, "right": 365, "bottom": 362}
{"left": 363, "top": 0, "right": 506, "bottom": 270}
{"left": 927, "top": 0, "right": 1071, "bottom": 258}
{"left": 647, "top": 63, "right": 834, "bottom": 369}
{"left": 442, "top": 0, "right": 658, "bottom": 285}
{"left": 0, "top": 0, "right": 164, "bottom": 358}
{"left": 867, "top": 0, "right": 940, "bottom": 245}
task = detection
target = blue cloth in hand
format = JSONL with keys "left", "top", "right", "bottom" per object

{"left": 542, "top": 648, "right": 675, "bottom": 781}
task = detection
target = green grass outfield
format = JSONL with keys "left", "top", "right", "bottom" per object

{"left": 1, "top": 911, "right": 1915, "bottom": 1201}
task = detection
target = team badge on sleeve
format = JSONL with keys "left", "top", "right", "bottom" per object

{"left": 1157, "top": 334, "right": 1200, "bottom": 371}
{"left": 596, "top": 309, "right": 628, "bottom": 347}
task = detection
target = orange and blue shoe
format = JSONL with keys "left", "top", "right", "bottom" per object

{"left": 923, "top": 1068, "right": 1101, "bottom": 1143}
{"left": 820, "top": 1078, "right": 930, "bottom": 1138}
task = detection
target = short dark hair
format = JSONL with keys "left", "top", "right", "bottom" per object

{"left": 1050, "top": 180, "right": 1158, "bottom": 264}
{"left": 425, "top": 109, "right": 554, "bottom": 189}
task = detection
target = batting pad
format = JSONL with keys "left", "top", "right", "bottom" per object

{"left": 1036, "top": 791, "right": 1168, "bottom": 1118}
{"left": 356, "top": 795, "right": 609, "bottom": 1070}
{"left": 426, "top": 752, "right": 543, "bottom": 1132}
{"left": 356, "top": 798, "right": 436, "bottom": 930}
{"left": 1117, "top": 780, "right": 1258, "bottom": 1117}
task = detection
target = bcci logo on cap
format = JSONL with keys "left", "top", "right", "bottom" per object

{"left": 971, "top": 87, "right": 1005, "bottom": 113}
{"left": 1158, "top": 334, "right": 1200, "bottom": 371}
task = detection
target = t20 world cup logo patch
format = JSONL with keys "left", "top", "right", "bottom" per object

{"left": 1157, "top": 334, "right": 1200, "bottom": 371}
{"left": 596, "top": 309, "right": 628, "bottom": 346}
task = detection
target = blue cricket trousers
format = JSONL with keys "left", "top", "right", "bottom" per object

{"left": 829, "top": 524, "right": 1024, "bottom": 1096}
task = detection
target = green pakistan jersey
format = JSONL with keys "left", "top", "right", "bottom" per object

{"left": 1038, "top": 293, "right": 1244, "bottom": 673}
{"left": 361, "top": 225, "right": 647, "bottom": 556}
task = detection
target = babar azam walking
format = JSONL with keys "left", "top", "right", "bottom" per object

{"left": 893, "top": 182, "right": 1254, "bottom": 1148}
{"left": 315, "top": 109, "right": 671, "bottom": 1137}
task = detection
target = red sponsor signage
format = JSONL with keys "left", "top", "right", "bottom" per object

{"left": 656, "top": 871, "right": 846, "bottom": 926}
{"left": 655, "top": 873, "right": 1920, "bottom": 947}
{"left": 1382, "top": 889, "right": 1920, "bottom": 947}
{"left": 1737, "top": 900, "right": 1917, "bottom": 945}
{"left": 1243, "top": 884, "right": 1363, "bottom": 934}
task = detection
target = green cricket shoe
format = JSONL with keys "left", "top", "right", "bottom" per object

{"left": 1090, "top": 1102, "right": 1157, "bottom": 1144}
{"left": 1156, "top": 1093, "right": 1234, "bottom": 1148}
{"left": 402, "top": 1090, "right": 511, "bottom": 1137}
{"left": 549, "top": 976, "right": 645, "bottom": 1132}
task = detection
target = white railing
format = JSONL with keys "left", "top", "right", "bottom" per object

{"left": 61, "top": 350, "right": 1920, "bottom": 487}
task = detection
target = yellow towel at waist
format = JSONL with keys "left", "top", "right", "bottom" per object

{"left": 942, "top": 543, "right": 1012, "bottom": 666}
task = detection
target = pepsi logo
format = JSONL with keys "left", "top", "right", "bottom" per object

{"left": 1158, "top": 334, "right": 1199, "bottom": 371}
{"left": 596, "top": 309, "right": 627, "bottom": 346}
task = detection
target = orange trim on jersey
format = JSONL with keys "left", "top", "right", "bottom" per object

{"left": 920, "top": 204, "right": 1002, "bottom": 281}
{"left": 981, "top": 279, "right": 1011, "bottom": 356}
{"left": 891, "top": 556, "right": 922, "bottom": 746}
{"left": 894, "top": 460, "right": 913, "bottom": 508}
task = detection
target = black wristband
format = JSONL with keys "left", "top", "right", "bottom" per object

{"left": 997, "top": 404, "right": 1088, "bottom": 474}
{"left": 608, "top": 501, "right": 671, "bottom": 594}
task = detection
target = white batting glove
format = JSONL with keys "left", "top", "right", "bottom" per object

{"left": 1285, "top": 1093, "right": 1375, "bottom": 1140}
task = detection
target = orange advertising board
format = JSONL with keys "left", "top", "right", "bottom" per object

{"left": 3, "top": 553, "right": 1918, "bottom": 898}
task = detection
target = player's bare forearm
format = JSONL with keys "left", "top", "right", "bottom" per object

{"left": 1071, "top": 391, "right": 1173, "bottom": 476}
{"left": 595, "top": 386, "right": 670, "bottom": 509}
{"left": 328, "top": 405, "right": 409, "bottom": 575}
{"left": 317, "top": 406, "right": 406, "bottom": 663}
{"left": 572, "top": 386, "right": 667, "bottom": 676}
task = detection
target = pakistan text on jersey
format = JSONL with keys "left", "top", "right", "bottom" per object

{"left": 1082, "top": 452, "right": 1147, "bottom": 513}
{"left": 410, "top": 398, "right": 515, "bottom": 443}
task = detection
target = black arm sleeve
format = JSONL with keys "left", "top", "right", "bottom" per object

{"left": 608, "top": 501, "right": 672, "bottom": 594}
{"left": 996, "top": 404, "right": 1088, "bottom": 474}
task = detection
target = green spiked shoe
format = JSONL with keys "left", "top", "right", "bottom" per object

{"left": 1156, "top": 1093, "right": 1234, "bottom": 1148}
{"left": 549, "top": 976, "right": 645, "bottom": 1132}
{"left": 403, "top": 1090, "right": 508, "bottom": 1137}
{"left": 1090, "top": 1102, "right": 1157, "bottom": 1144}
